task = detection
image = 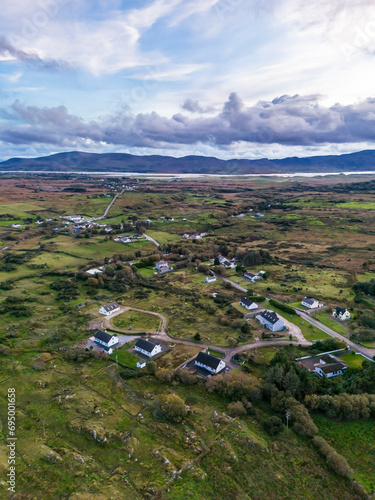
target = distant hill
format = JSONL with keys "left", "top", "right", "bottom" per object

{"left": 1, "top": 150, "right": 375, "bottom": 174}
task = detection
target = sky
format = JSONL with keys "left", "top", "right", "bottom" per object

{"left": 1, "top": 0, "right": 375, "bottom": 161}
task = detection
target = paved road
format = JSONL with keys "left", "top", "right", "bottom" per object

{"left": 215, "top": 272, "right": 375, "bottom": 361}
{"left": 144, "top": 234, "right": 160, "bottom": 247}
{"left": 296, "top": 310, "right": 375, "bottom": 360}
{"left": 93, "top": 189, "right": 125, "bottom": 221}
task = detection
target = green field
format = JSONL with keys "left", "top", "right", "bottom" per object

{"left": 111, "top": 309, "right": 161, "bottom": 331}
{"left": 313, "top": 415, "right": 375, "bottom": 493}
{"left": 110, "top": 346, "right": 139, "bottom": 368}
{"left": 312, "top": 311, "right": 349, "bottom": 336}
{"left": 146, "top": 230, "right": 181, "bottom": 245}
{"left": 339, "top": 352, "right": 367, "bottom": 368}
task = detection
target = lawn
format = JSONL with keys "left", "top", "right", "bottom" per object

{"left": 111, "top": 310, "right": 161, "bottom": 331}
{"left": 207, "top": 348, "right": 225, "bottom": 358}
{"left": 339, "top": 353, "right": 367, "bottom": 369}
{"left": 312, "top": 311, "right": 349, "bottom": 336}
{"left": 110, "top": 346, "right": 139, "bottom": 368}
{"left": 265, "top": 302, "right": 331, "bottom": 342}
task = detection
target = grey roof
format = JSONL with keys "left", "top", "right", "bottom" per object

{"left": 135, "top": 338, "right": 159, "bottom": 353}
{"left": 302, "top": 297, "right": 316, "bottom": 305}
{"left": 260, "top": 310, "right": 280, "bottom": 324}
{"left": 195, "top": 351, "right": 221, "bottom": 369}
{"left": 95, "top": 330, "right": 114, "bottom": 343}
{"left": 241, "top": 297, "right": 256, "bottom": 307}
{"left": 102, "top": 302, "right": 119, "bottom": 313}
{"left": 318, "top": 362, "right": 346, "bottom": 374}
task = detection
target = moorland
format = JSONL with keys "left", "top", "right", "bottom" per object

{"left": 0, "top": 172, "right": 375, "bottom": 499}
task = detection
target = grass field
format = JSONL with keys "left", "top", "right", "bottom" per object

{"left": 312, "top": 311, "right": 349, "bottom": 336}
{"left": 339, "top": 352, "right": 367, "bottom": 368}
{"left": 313, "top": 415, "right": 375, "bottom": 493}
{"left": 110, "top": 346, "right": 139, "bottom": 368}
{"left": 146, "top": 230, "right": 181, "bottom": 245}
{"left": 111, "top": 310, "right": 161, "bottom": 331}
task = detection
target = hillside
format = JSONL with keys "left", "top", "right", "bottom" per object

{"left": 1, "top": 149, "right": 375, "bottom": 174}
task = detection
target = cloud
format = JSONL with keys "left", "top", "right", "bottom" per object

{"left": 0, "top": 37, "right": 69, "bottom": 71}
{"left": 2, "top": 93, "right": 375, "bottom": 150}
{"left": 182, "top": 98, "right": 215, "bottom": 113}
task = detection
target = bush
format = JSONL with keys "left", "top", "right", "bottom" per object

{"left": 156, "top": 394, "right": 187, "bottom": 422}
{"left": 263, "top": 416, "right": 283, "bottom": 435}
{"left": 269, "top": 299, "right": 296, "bottom": 315}
{"left": 227, "top": 401, "right": 247, "bottom": 417}
{"left": 313, "top": 436, "right": 353, "bottom": 480}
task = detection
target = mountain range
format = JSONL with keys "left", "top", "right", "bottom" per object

{"left": 1, "top": 150, "right": 375, "bottom": 174}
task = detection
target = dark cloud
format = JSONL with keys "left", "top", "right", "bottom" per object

{"left": 2, "top": 93, "right": 375, "bottom": 149}
{"left": 0, "top": 37, "right": 69, "bottom": 71}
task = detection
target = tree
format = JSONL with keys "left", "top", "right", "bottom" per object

{"left": 214, "top": 258, "right": 220, "bottom": 266}
{"left": 156, "top": 394, "right": 187, "bottom": 422}
{"left": 194, "top": 332, "right": 201, "bottom": 341}
{"left": 241, "top": 322, "right": 250, "bottom": 334}
{"left": 263, "top": 416, "right": 283, "bottom": 435}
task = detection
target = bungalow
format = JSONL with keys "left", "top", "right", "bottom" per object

{"left": 333, "top": 307, "right": 350, "bottom": 320}
{"left": 244, "top": 272, "right": 261, "bottom": 282}
{"left": 205, "top": 276, "right": 217, "bottom": 283}
{"left": 301, "top": 297, "right": 321, "bottom": 309}
{"left": 86, "top": 268, "right": 103, "bottom": 276}
{"left": 99, "top": 302, "right": 120, "bottom": 316}
{"left": 256, "top": 310, "right": 285, "bottom": 332}
{"left": 94, "top": 330, "right": 119, "bottom": 354}
{"left": 240, "top": 297, "right": 258, "bottom": 310}
{"left": 155, "top": 260, "right": 173, "bottom": 274}
{"left": 195, "top": 352, "right": 226, "bottom": 374}
{"left": 135, "top": 338, "right": 162, "bottom": 358}
{"left": 217, "top": 255, "right": 235, "bottom": 268}
{"left": 314, "top": 355, "right": 347, "bottom": 378}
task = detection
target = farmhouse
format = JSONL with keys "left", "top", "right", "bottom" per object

{"left": 315, "top": 355, "right": 347, "bottom": 378}
{"left": 94, "top": 330, "right": 119, "bottom": 354}
{"left": 195, "top": 351, "right": 226, "bottom": 374}
{"left": 240, "top": 297, "right": 258, "bottom": 310}
{"left": 205, "top": 276, "right": 217, "bottom": 283}
{"left": 332, "top": 307, "right": 350, "bottom": 320}
{"left": 135, "top": 338, "right": 162, "bottom": 358}
{"left": 256, "top": 310, "right": 285, "bottom": 332}
{"left": 99, "top": 302, "right": 120, "bottom": 316}
{"left": 217, "top": 255, "right": 234, "bottom": 268}
{"left": 155, "top": 260, "right": 173, "bottom": 273}
{"left": 301, "top": 297, "right": 321, "bottom": 309}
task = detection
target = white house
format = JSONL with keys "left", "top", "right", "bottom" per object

{"left": 195, "top": 352, "right": 226, "bottom": 374}
{"left": 135, "top": 338, "right": 162, "bottom": 358}
{"left": 332, "top": 307, "right": 350, "bottom": 320}
{"left": 217, "top": 255, "right": 235, "bottom": 268}
{"left": 86, "top": 268, "right": 103, "bottom": 276}
{"left": 244, "top": 272, "right": 261, "bottom": 282}
{"left": 99, "top": 302, "right": 120, "bottom": 316}
{"left": 137, "top": 360, "right": 147, "bottom": 369}
{"left": 301, "top": 297, "right": 321, "bottom": 309}
{"left": 155, "top": 261, "right": 173, "bottom": 273}
{"left": 240, "top": 297, "right": 258, "bottom": 310}
{"left": 314, "top": 355, "right": 347, "bottom": 378}
{"left": 205, "top": 276, "right": 217, "bottom": 283}
{"left": 256, "top": 310, "right": 285, "bottom": 332}
{"left": 94, "top": 330, "right": 119, "bottom": 354}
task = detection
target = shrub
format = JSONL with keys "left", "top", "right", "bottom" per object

{"left": 156, "top": 394, "right": 187, "bottom": 422}
{"left": 227, "top": 401, "right": 247, "bottom": 417}
{"left": 312, "top": 436, "right": 353, "bottom": 480}
{"left": 263, "top": 416, "right": 283, "bottom": 435}
{"left": 269, "top": 299, "right": 296, "bottom": 315}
